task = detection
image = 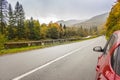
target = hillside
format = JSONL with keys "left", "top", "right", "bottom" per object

{"left": 56, "top": 20, "right": 84, "bottom": 26}
{"left": 74, "top": 13, "right": 108, "bottom": 28}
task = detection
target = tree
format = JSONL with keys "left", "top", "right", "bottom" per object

{"left": 63, "top": 24, "right": 66, "bottom": 29}
{"left": 24, "top": 20, "right": 29, "bottom": 39}
{"left": 47, "top": 26, "right": 59, "bottom": 39}
{"left": 33, "top": 20, "right": 40, "bottom": 40}
{"left": 63, "top": 24, "right": 67, "bottom": 37}
{"left": 28, "top": 17, "right": 35, "bottom": 40}
{"left": 0, "top": 0, "right": 8, "bottom": 34}
{"left": 47, "top": 23, "right": 60, "bottom": 39}
{"left": 14, "top": 1, "right": 20, "bottom": 26}
{"left": 59, "top": 23, "right": 64, "bottom": 38}
{"left": 0, "top": 34, "right": 6, "bottom": 50}
{"left": 40, "top": 23, "right": 48, "bottom": 39}
{"left": 60, "top": 23, "right": 62, "bottom": 28}
{"left": 78, "top": 27, "right": 84, "bottom": 37}
{"left": 7, "top": 4, "right": 14, "bottom": 40}
{"left": 8, "top": 4, "right": 14, "bottom": 26}
{"left": 106, "top": 2, "right": 120, "bottom": 37}
{"left": 14, "top": 2, "right": 25, "bottom": 39}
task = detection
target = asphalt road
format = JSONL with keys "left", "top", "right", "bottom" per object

{"left": 0, "top": 36, "right": 106, "bottom": 80}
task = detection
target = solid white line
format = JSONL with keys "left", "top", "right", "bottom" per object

{"left": 12, "top": 41, "right": 95, "bottom": 80}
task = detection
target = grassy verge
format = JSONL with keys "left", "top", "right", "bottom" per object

{"left": 0, "top": 36, "right": 98, "bottom": 56}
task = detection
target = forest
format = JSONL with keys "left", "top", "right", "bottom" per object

{"left": 0, "top": 0, "right": 101, "bottom": 50}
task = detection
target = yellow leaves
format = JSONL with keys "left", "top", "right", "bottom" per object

{"left": 33, "top": 20, "right": 41, "bottom": 27}
{"left": 48, "top": 22, "right": 61, "bottom": 32}
{"left": 118, "top": 0, "right": 120, "bottom": 2}
{"left": 40, "top": 24, "right": 48, "bottom": 39}
{"left": 40, "top": 22, "right": 62, "bottom": 39}
{"left": 106, "top": 2, "right": 120, "bottom": 37}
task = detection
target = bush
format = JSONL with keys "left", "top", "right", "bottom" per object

{"left": 0, "top": 34, "right": 6, "bottom": 50}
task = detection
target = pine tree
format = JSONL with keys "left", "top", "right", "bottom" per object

{"left": 8, "top": 4, "right": 14, "bottom": 40}
{"left": 59, "top": 23, "right": 63, "bottom": 38}
{"left": 28, "top": 17, "right": 35, "bottom": 40}
{"left": 14, "top": 1, "right": 25, "bottom": 39}
{"left": 63, "top": 24, "right": 66, "bottom": 29}
{"left": 8, "top": 4, "right": 14, "bottom": 25}
{"left": 60, "top": 23, "right": 62, "bottom": 28}
{"left": 14, "top": 1, "right": 19, "bottom": 26}
{"left": 18, "top": 4, "right": 25, "bottom": 39}
{"left": 0, "top": 0, "right": 8, "bottom": 34}
{"left": 33, "top": 20, "right": 41, "bottom": 40}
{"left": 63, "top": 24, "right": 66, "bottom": 37}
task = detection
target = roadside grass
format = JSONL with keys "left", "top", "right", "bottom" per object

{"left": 0, "top": 46, "right": 45, "bottom": 56}
{"left": 0, "top": 36, "right": 98, "bottom": 56}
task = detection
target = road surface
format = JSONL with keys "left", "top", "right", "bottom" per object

{"left": 0, "top": 36, "right": 106, "bottom": 80}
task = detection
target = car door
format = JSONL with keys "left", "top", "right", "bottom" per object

{"left": 96, "top": 35, "right": 116, "bottom": 76}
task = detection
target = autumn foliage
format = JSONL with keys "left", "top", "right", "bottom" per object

{"left": 0, "top": 0, "right": 101, "bottom": 42}
{"left": 106, "top": 2, "right": 120, "bottom": 37}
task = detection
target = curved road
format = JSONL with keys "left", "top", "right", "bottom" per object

{"left": 0, "top": 36, "right": 106, "bottom": 80}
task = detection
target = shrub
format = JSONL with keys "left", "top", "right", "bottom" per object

{"left": 0, "top": 34, "right": 7, "bottom": 50}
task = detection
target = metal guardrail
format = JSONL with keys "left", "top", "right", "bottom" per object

{"left": 4, "top": 38, "right": 82, "bottom": 49}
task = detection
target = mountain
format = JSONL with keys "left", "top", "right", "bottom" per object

{"left": 56, "top": 20, "right": 84, "bottom": 27}
{"left": 73, "top": 13, "right": 108, "bottom": 28}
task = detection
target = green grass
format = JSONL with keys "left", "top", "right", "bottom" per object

{"left": 0, "top": 36, "right": 98, "bottom": 56}
{"left": 0, "top": 46, "right": 44, "bottom": 55}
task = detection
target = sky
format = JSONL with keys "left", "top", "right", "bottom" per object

{"left": 8, "top": 0, "right": 115, "bottom": 23}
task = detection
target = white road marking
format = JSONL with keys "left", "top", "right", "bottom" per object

{"left": 12, "top": 41, "right": 95, "bottom": 80}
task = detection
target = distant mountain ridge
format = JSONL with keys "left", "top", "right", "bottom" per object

{"left": 73, "top": 13, "right": 108, "bottom": 28}
{"left": 56, "top": 20, "right": 84, "bottom": 26}
{"left": 56, "top": 13, "right": 108, "bottom": 28}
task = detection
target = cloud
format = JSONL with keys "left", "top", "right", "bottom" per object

{"left": 8, "top": 0, "right": 114, "bottom": 23}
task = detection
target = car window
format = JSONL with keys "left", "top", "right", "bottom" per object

{"left": 116, "top": 46, "right": 120, "bottom": 75}
{"left": 111, "top": 46, "right": 120, "bottom": 76}
{"left": 111, "top": 47, "right": 118, "bottom": 71}
{"left": 104, "top": 35, "right": 116, "bottom": 54}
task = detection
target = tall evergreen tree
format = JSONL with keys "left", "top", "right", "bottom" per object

{"left": 8, "top": 4, "right": 14, "bottom": 25}
{"left": 0, "top": 0, "right": 8, "bottom": 34}
{"left": 14, "top": 1, "right": 19, "bottom": 26}
{"left": 63, "top": 24, "right": 66, "bottom": 29}
{"left": 14, "top": 1, "right": 25, "bottom": 39}
{"left": 33, "top": 20, "right": 41, "bottom": 40}
{"left": 60, "top": 23, "right": 62, "bottom": 28}
{"left": 59, "top": 23, "right": 63, "bottom": 38}
{"left": 63, "top": 24, "right": 66, "bottom": 37}
{"left": 8, "top": 3, "right": 14, "bottom": 40}
{"left": 28, "top": 17, "right": 35, "bottom": 40}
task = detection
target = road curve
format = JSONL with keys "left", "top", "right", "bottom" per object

{"left": 0, "top": 36, "right": 106, "bottom": 80}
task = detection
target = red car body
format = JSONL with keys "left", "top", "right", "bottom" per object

{"left": 93, "top": 30, "right": 120, "bottom": 80}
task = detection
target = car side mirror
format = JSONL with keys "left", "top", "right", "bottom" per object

{"left": 93, "top": 46, "right": 103, "bottom": 52}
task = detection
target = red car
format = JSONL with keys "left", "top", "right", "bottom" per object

{"left": 93, "top": 30, "right": 120, "bottom": 80}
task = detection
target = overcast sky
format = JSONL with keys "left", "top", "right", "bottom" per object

{"left": 8, "top": 0, "right": 115, "bottom": 23}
